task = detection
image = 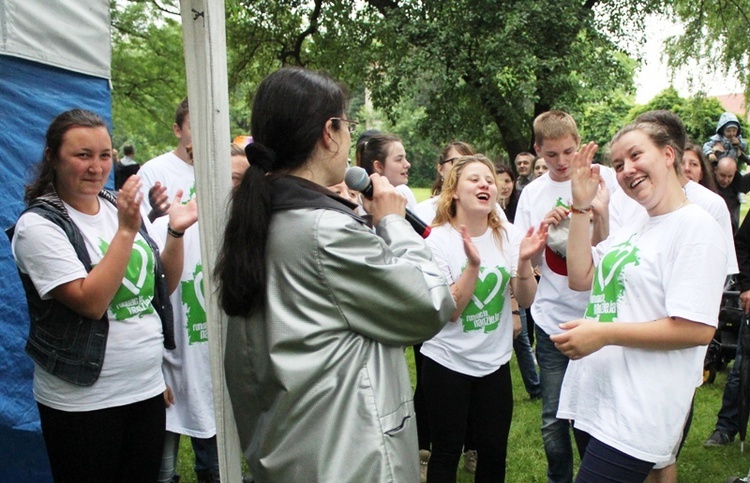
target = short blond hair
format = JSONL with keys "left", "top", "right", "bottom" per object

{"left": 534, "top": 110, "right": 580, "bottom": 146}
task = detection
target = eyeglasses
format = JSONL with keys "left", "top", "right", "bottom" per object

{"left": 440, "top": 157, "right": 459, "bottom": 166}
{"left": 331, "top": 117, "right": 359, "bottom": 134}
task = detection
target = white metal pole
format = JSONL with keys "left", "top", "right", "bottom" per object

{"left": 178, "top": 1, "right": 242, "bottom": 481}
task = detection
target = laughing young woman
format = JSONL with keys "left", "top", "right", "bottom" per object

{"left": 552, "top": 115, "right": 729, "bottom": 482}
{"left": 420, "top": 155, "right": 547, "bottom": 482}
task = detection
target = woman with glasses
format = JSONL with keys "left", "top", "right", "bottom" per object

{"left": 415, "top": 141, "right": 476, "bottom": 225}
{"left": 217, "top": 67, "right": 458, "bottom": 482}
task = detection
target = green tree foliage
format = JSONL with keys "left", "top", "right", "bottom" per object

{"left": 109, "top": 0, "right": 661, "bottom": 180}
{"left": 665, "top": 0, "right": 750, "bottom": 97}
{"left": 110, "top": 0, "right": 187, "bottom": 161}
{"left": 627, "top": 87, "right": 730, "bottom": 144}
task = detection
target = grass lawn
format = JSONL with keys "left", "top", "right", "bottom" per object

{"left": 174, "top": 190, "right": 750, "bottom": 482}
{"left": 175, "top": 358, "right": 750, "bottom": 482}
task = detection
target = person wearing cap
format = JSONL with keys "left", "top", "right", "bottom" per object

{"left": 704, "top": 112, "right": 748, "bottom": 165}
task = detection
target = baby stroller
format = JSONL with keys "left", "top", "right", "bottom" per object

{"left": 704, "top": 289, "right": 744, "bottom": 384}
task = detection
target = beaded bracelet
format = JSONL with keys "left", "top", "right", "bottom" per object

{"left": 570, "top": 205, "right": 593, "bottom": 215}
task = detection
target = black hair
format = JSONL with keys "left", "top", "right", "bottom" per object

{"left": 494, "top": 163, "right": 520, "bottom": 222}
{"left": 123, "top": 144, "right": 134, "bottom": 156}
{"left": 25, "top": 109, "right": 108, "bottom": 204}
{"left": 215, "top": 67, "right": 348, "bottom": 316}
{"left": 355, "top": 133, "right": 402, "bottom": 175}
{"left": 175, "top": 98, "right": 189, "bottom": 128}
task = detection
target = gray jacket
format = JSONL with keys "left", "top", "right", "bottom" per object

{"left": 225, "top": 176, "right": 454, "bottom": 482}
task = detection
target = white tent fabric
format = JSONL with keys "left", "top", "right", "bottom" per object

{"left": 0, "top": 0, "right": 110, "bottom": 79}
{"left": 0, "top": 1, "right": 111, "bottom": 481}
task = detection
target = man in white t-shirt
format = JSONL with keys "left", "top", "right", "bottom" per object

{"left": 515, "top": 111, "right": 618, "bottom": 483}
{"left": 139, "top": 98, "right": 218, "bottom": 483}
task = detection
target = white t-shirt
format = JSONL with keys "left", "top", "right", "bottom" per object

{"left": 415, "top": 197, "right": 439, "bottom": 225}
{"left": 395, "top": 184, "right": 418, "bottom": 212}
{"left": 138, "top": 151, "right": 196, "bottom": 215}
{"left": 153, "top": 217, "right": 216, "bottom": 437}
{"left": 415, "top": 196, "right": 508, "bottom": 226}
{"left": 12, "top": 201, "right": 166, "bottom": 411}
{"left": 609, "top": 180, "right": 738, "bottom": 275}
{"left": 557, "top": 204, "right": 728, "bottom": 463}
{"left": 514, "top": 168, "right": 619, "bottom": 335}
{"left": 421, "top": 223, "right": 522, "bottom": 376}
{"left": 142, "top": 153, "right": 216, "bottom": 437}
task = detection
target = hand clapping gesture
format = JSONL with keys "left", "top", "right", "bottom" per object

{"left": 570, "top": 141, "right": 600, "bottom": 211}
{"left": 167, "top": 190, "right": 199, "bottom": 233}
{"left": 117, "top": 175, "right": 144, "bottom": 235}
{"left": 519, "top": 223, "right": 549, "bottom": 262}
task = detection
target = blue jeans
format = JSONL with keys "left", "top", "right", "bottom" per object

{"left": 536, "top": 325, "right": 575, "bottom": 483}
{"left": 715, "top": 316, "right": 746, "bottom": 437}
{"left": 159, "top": 431, "right": 220, "bottom": 482}
{"left": 513, "top": 309, "right": 541, "bottom": 398}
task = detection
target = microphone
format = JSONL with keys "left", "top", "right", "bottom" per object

{"left": 345, "top": 166, "right": 431, "bottom": 238}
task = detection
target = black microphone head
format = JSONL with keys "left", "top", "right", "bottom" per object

{"left": 345, "top": 166, "right": 372, "bottom": 196}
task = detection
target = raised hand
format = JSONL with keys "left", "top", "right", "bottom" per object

{"left": 460, "top": 225, "right": 481, "bottom": 268}
{"left": 167, "top": 190, "right": 198, "bottom": 233}
{"left": 520, "top": 222, "right": 549, "bottom": 262}
{"left": 148, "top": 182, "right": 170, "bottom": 221}
{"left": 570, "top": 142, "right": 600, "bottom": 209}
{"left": 591, "top": 177, "right": 610, "bottom": 218}
{"left": 117, "top": 175, "right": 143, "bottom": 235}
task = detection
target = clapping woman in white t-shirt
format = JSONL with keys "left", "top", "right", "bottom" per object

{"left": 553, "top": 114, "right": 728, "bottom": 481}
{"left": 421, "top": 155, "right": 547, "bottom": 482}
{"left": 10, "top": 109, "right": 197, "bottom": 482}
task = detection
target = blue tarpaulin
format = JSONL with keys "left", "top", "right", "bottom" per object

{"left": 0, "top": 54, "right": 112, "bottom": 482}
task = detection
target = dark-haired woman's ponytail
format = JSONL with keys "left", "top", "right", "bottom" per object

{"left": 215, "top": 146, "right": 274, "bottom": 316}
{"left": 245, "top": 142, "right": 276, "bottom": 174}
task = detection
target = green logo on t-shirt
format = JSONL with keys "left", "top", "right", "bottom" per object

{"left": 554, "top": 197, "right": 570, "bottom": 210}
{"left": 585, "top": 237, "right": 639, "bottom": 322}
{"left": 181, "top": 263, "right": 207, "bottom": 344}
{"left": 98, "top": 238, "right": 156, "bottom": 320}
{"left": 185, "top": 184, "right": 197, "bottom": 204}
{"left": 461, "top": 266, "right": 510, "bottom": 333}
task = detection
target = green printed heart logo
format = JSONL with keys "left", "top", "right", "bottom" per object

{"left": 554, "top": 197, "right": 570, "bottom": 209}
{"left": 461, "top": 266, "right": 510, "bottom": 333}
{"left": 121, "top": 242, "right": 149, "bottom": 294}
{"left": 184, "top": 184, "right": 197, "bottom": 204}
{"left": 98, "top": 238, "right": 156, "bottom": 320}
{"left": 181, "top": 263, "right": 207, "bottom": 344}
{"left": 585, "top": 236, "right": 639, "bottom": 322}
